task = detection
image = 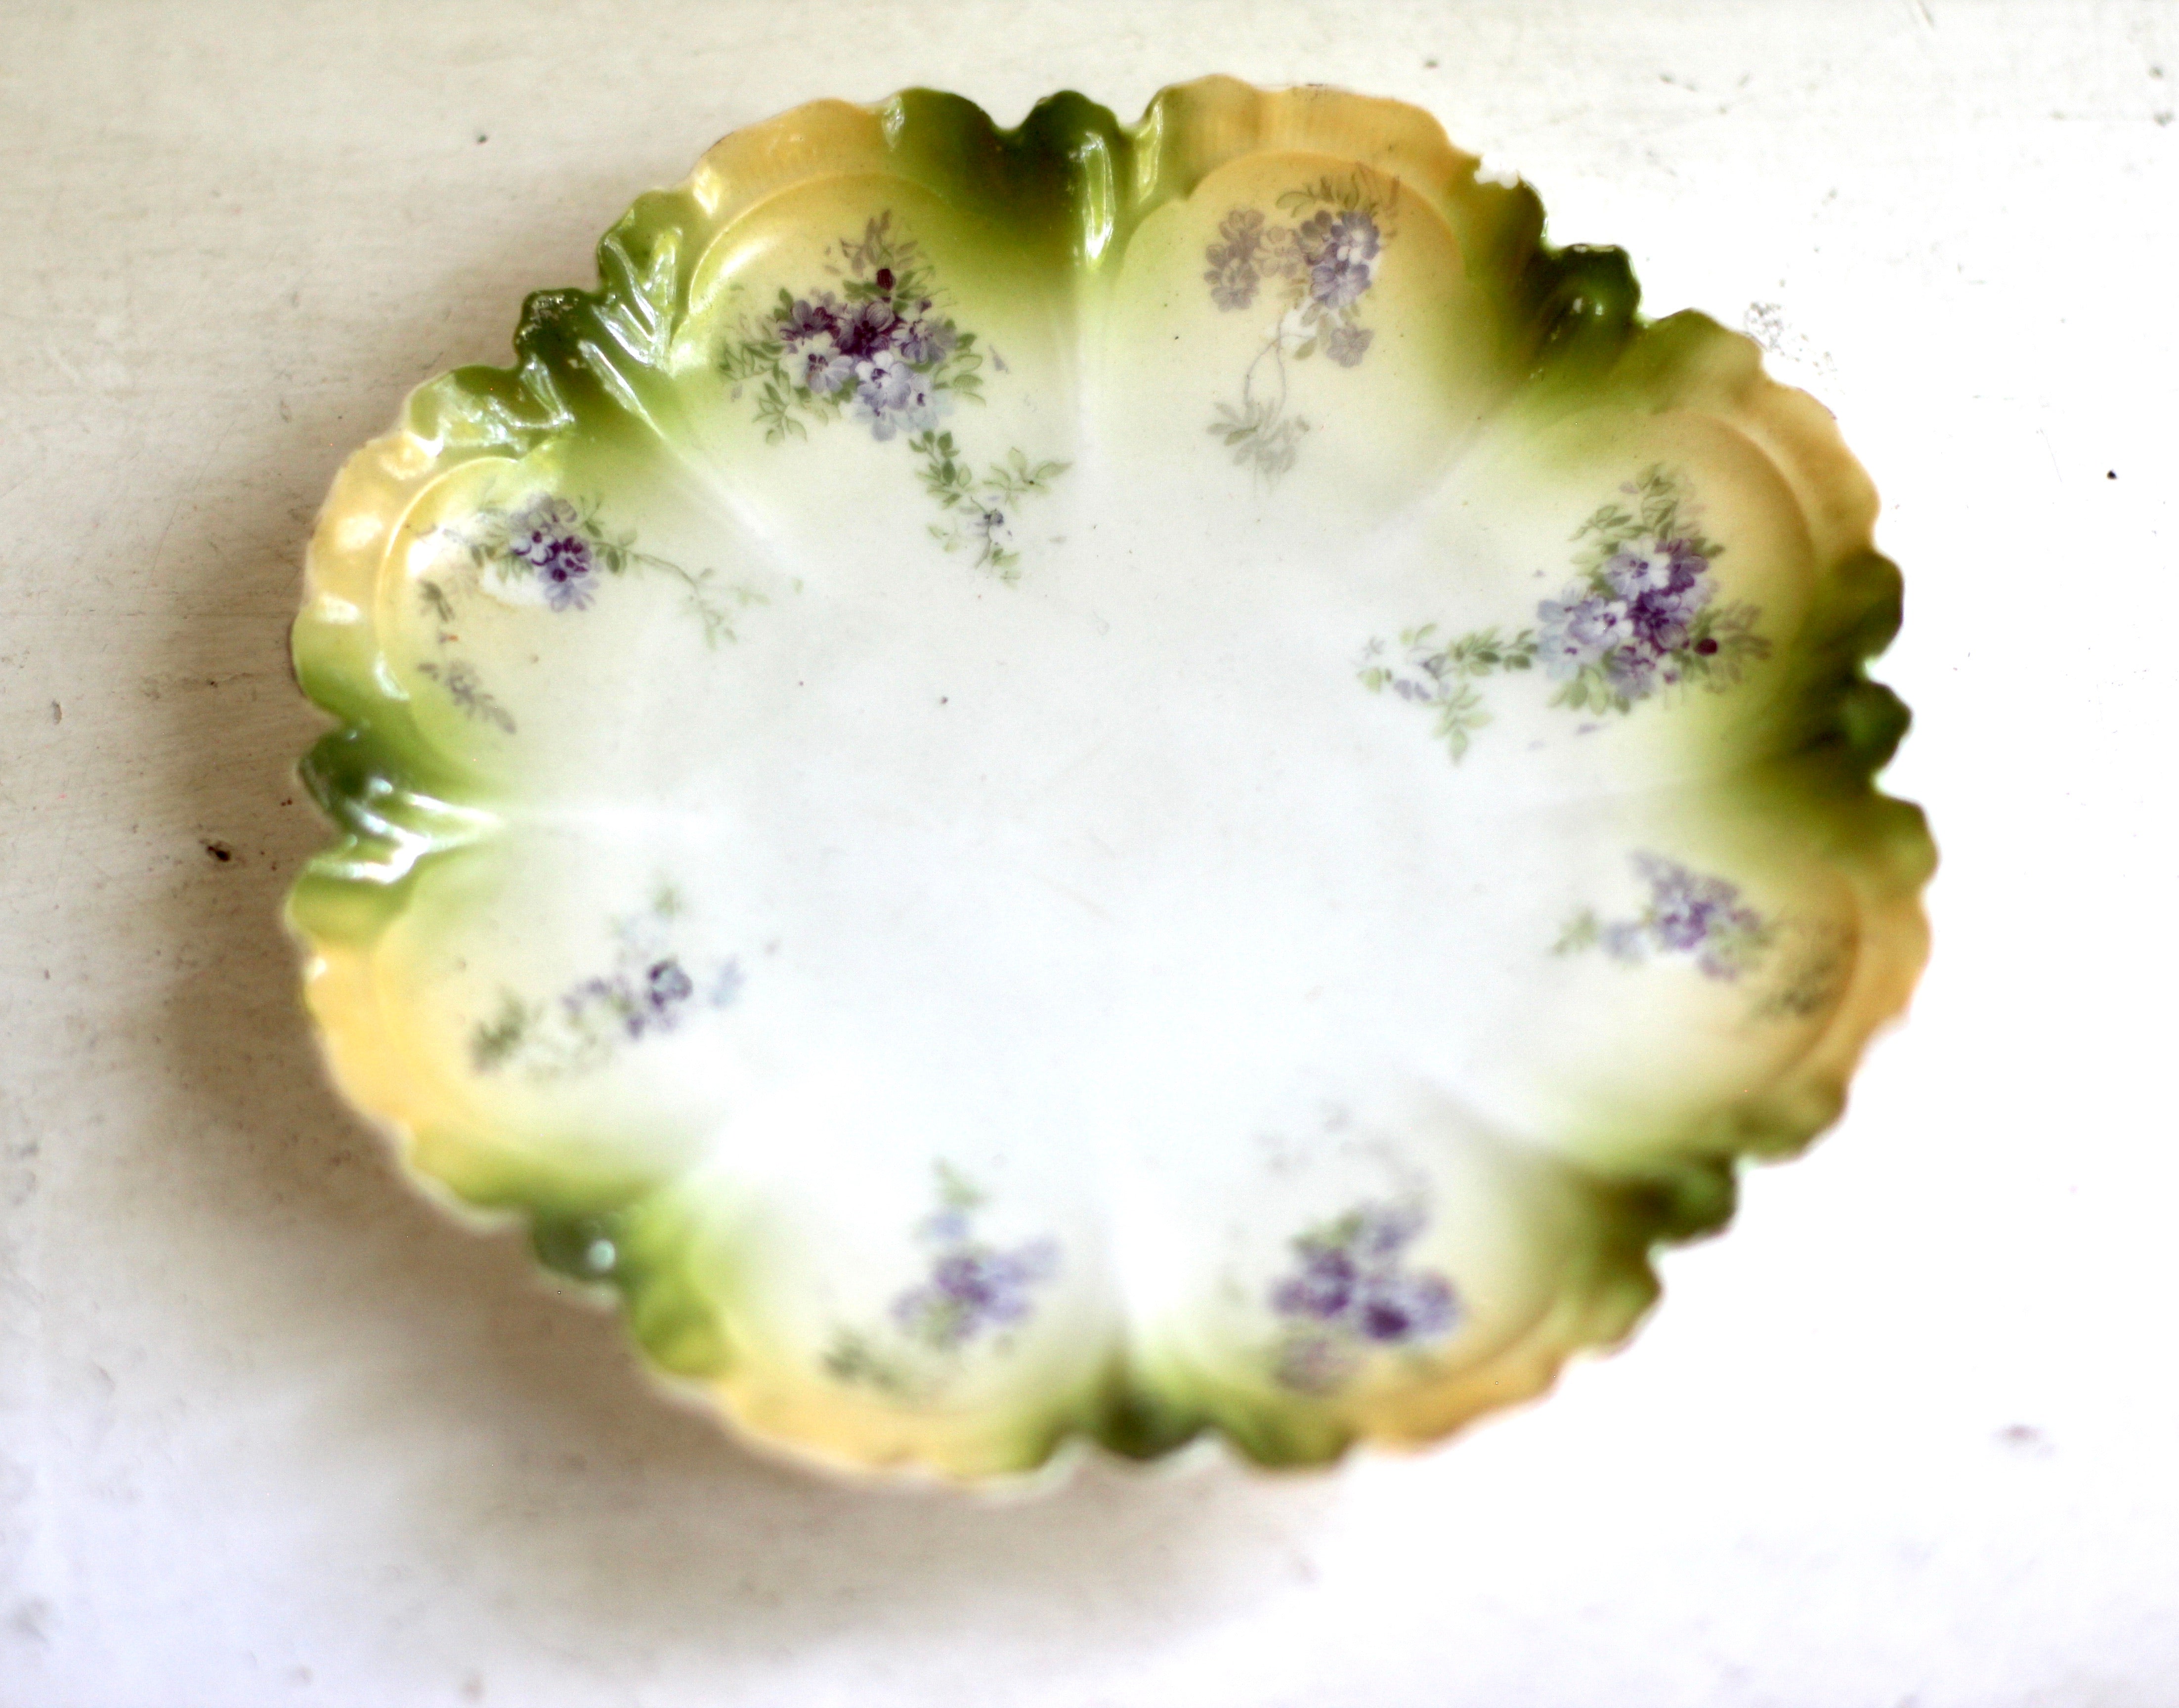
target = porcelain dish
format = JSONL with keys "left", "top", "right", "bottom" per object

{"left": 288, "top": 79, "right": 1933, "bottom": 1482}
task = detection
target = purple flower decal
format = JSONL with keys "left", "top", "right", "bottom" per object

{"left": 1354, "top": 1271, "right": 1457, "bottom": 1343}
{"left": 642, "top": 956, "right": 693, "bottom": 1017}
{"left": 1538, "top": 589, "right": 1631, "bottom": 678}
{"left": 1321, "top": 319, "right": 1374, "bottom": 367}
{"left": 716, "top": 210, "right": 1068, "bottom": 580}
{"left": 1270, "top": 1200, "right": 1458, "bottom": 1391}
{"left": 1273, "top": 1242, "right": 1359, "bottom": 1320}
{"left": 562, "top": 948, "right": 732, "bottom": 1040}
{"left": 1562, "top": 853, "right": 1775, "bottom": 981}
{"left": 884, "top": 1168, "right": 1060, "bottom": 1352}
{"left": 1603, "top": 641, "right": 1659, "bottom": 699}
{"left": 895, "top": 1243, "right": 1058, "bottom": 1347}
{"left": 801, "top": 348, "right": 857, "bottom": 396}
{"left": 765, "top": 280, "right": 960, "bottom": 438}
{"left": 1604, "top": 537, "right": 1705, "bottom": 599}
{"left": 470, "top": 892, "right": 746, "bottom": 1077}
{"left": 1365, "top": 467, "right": 1771, "bottom": 758}
{"left": 778, "top": 292, "right": 842, "bottom": 346}
{"left": 1297, "top": 209, "right": 1380, "bottom": 309}
{"left": 896, "top": 315, "right": 956, "bottom": 367}
{"left": 1607, "top": 536, "right": 1710, "bottom": 658}
{"left": 1202, "top": 179, "right": 1389, "bottom": 481}
{"left": 1634, "top": 854, "right": 1770, "bottom": 977}
{"left": 1530, "top": 522, "right": 1733, "bottom": 705}
{"left": 506, "top": 495, "right": 580, "bottom": 564}
{"left": 1204, "top": 208, "right": 1268, "bottom": 310}
{"left": 533, "top": 534, "right": 598, "bottom": 610}
{"left": 852, "top": 353, "right": 946, "bottom": 440}
{"left": 502, "top": 496, "right": 601, "bottom": 610}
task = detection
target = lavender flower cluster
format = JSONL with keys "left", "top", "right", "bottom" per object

{"left": 1537, "top": 535, "right": 1720, "bottom": 701}
{"left": 1557, "top": 853, "right": 1774, "bottom": 982}
{"left": 563, "top": 951, "right": 742, "bottom": 1041}
{"left": 1271, "top": 1202, "right": 1458, "bottom": 1391}
{"left": 1203, "top": 204, "right": 1380, "bottom": 367}
{"left": 504, "top": 496, "right": 599, "bottom": 611}
{"left": 1595, "top": 854, "right": 1772, "bottom": 981}
{"left": 1204, "top": 209, "right": 1268, "bottom": 310}
{"left": 470, "top": 894, "right": 746, "bottom": 1078}
{"left": 774, "top": 272, "right": 956, "bottom": 441}
{"left": 1297, "top": 209, "right": 1381, "bottom": 312}
{"left": 890, "top": 1195, "right": 1059, "bottom": 1352}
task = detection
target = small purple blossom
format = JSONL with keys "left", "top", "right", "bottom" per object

{"left": 837, "top": 298, "right": 899, "bottom": 358}
{"left": 1204, "top": 208, "right": 1267, "bottom": 311}
{"left": 1603, "top": 642, "right": 1658, "bottom": 699}
{"left": 774, "top": 278, "right": 960, "bottom": 438}
{"left": 1272, "top": 1243, "right": 1358, "bottom": 1320}
{"left": 896, "top": 316, "right": 956, "bottom": 367}
{"left": 801, "top": 347, "right": 857, "bottom": 396}
{"left": 562, "top": 952, "right": 698, "bottom": 1040}
{"left": 1353, "top": 1271, "right": 1456, "bottom": 1343}
{"left": 1626, "top": 587, "right": 1700, "bottom": 655}
{"left": 934, "top": 1246, "right": 1046, "bottom": 1325}
{"left": 1363, "top": 636, "right": 1454, "bottom": 706}
{"left": 1321, "top": 319, "right": 1374, "bottom": 367}
{"left": 1610, "top": 537, "right": 1711, "bottom": 655}
{"left": 1586, "top": 855, "right": 1774, "bottom": 980}
{"left": 1297, "top": 209, "right": 1380, "bottom": 309}
{"left": 1636, "top": 855, "right": 1769, "bottom": 978}
{"left": 534, "top": 534, "right": 598, "bottom": 610}
{"left": 1603, "top": 537, "right": 1706, "bottom": 599}
{"left": 516, "top": 920, "right": 745, "bottom": 1071}
{"left": 778, "top": 293, "right": 842, "bottom": 345}
{"left": 1537, "top": 589, "right": 1627, "bottom": 678}
{"left": 1534, "top": 535, "right": 1718, "bottom": 699}
{"left": 504, "top": 496, "right": 579, "bottom": 563}
{"left": 644, "top": 956, "right": 693, "bottom": 1013}
{"left": 503, "top": 497, "right": 598, "bottom": 610}
{"left": 1270, "top": 1200, "right": 1459, "bottom": 1388}
{"left": 774, "top": 289, "right": 958, "bottom": 428}
{"left": 852, "top": 353, "right": 945, "bottom": 439}
{"left": 889, "top": 1180, "right": 1059, "bottom": 1352}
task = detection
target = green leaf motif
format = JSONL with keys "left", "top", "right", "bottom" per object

{"left": 1357, "top": 624, "right": 1538, "bottom": 762}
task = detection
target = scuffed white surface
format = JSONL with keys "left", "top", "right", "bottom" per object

{"left": 2, "top": 2, "right": 2175, "bottom": 1703}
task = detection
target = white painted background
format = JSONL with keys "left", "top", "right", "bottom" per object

{"left": 4, "top": 2, "right": 2175, "bottom": 1703}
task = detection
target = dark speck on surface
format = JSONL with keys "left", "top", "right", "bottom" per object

{"left": 203, "top": 840, "right": 234, "bottom": 863}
